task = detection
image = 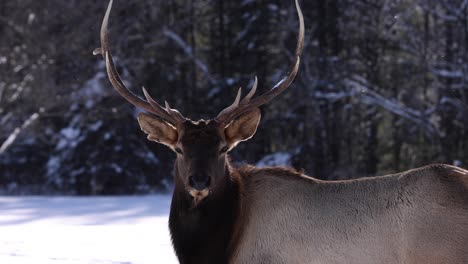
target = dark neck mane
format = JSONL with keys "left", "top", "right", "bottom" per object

{"left": 169, "top": 161, "right": 242, "bottom": 264}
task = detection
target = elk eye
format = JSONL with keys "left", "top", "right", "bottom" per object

{"left": 175, "top": 147, "right": 183, "bottom": 155}
{"left": 220, "top": 146, "right": 229, "bottom": 154}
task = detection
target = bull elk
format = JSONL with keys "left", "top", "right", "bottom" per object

{"left": 94, "top": 0, "right": 468, "bottom": 263}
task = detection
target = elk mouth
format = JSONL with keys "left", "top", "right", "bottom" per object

{"left": 188, "top": 188, "right": 209, "bottom": 206}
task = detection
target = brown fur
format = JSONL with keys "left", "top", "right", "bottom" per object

{"left": 229, "top": 164, "right": 468, "bottom": 264}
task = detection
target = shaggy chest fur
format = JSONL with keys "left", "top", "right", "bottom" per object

{"left": 169, "top": 182, "right": 239, "bottom": 264}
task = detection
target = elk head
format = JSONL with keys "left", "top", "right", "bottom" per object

{"left": 94, "top": 0, "right": 304, "bottom": 206}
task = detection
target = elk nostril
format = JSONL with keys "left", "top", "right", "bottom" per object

{"left": 189, "top": 175, "right": 211, "bottom": 190}
{"left": 189, "top": 176, "right": 196, "bottom": 187}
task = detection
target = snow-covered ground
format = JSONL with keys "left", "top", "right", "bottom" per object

{"left": 0, "top": 195, "right": 178, "bottom": 264}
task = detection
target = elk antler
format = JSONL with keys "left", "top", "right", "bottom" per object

{"left": 93, "top": 0, "right": 185, "bottom": 125}
{"left": 215, "top": 0, "right": 305, "bottom": 125}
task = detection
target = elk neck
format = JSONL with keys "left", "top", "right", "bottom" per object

{"left": 169, "top": 157, "right": 243, "bottom": 263}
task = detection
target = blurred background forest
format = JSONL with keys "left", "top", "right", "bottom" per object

{"left": 0, "top": 0, "right": 467, "bottom": 195}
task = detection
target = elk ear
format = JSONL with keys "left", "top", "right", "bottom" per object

{"left": 138, "top": 113, "right": 178, "bottom": 148}
{"left": 224, "top": 108, "right": 261, "bottom": 148}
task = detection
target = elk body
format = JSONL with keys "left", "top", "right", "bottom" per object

{"left": 94, "top": 0, "right": 468, "bottom": 263}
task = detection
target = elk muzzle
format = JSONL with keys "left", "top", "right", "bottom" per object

{"left": 189, "top": 175, "right": 211, "bottom": 190}
{"left": 188, "top": 175, "right": 211, "bottom": 205}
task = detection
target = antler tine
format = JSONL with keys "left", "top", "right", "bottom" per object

{"left": 94, "top": 0, "right": 185, "bottom": 125}
{"left": 216, "top": 76, "right": 257, "bottom": 123}
{"left": 216, "top": 87, "right": 242, "bottom": 118}
{"left": 216, "top": 0, "right": 304, "bottom": 124}
{"left": 143, "top": 88, "right": 186, "bottom": 123}
{"left": 164, "top": 101, "right": 186, "bottom": 122}
{"left": 240, "top": 76, "right": 258, "bottom": 105}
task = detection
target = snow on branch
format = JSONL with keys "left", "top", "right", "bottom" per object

{"left": 344, "top": 76, "right": 439, "bottom": 136}
{"left": 0, "top": 82, "right": 5, "bottom": 104}
{"left": 430, "top": 67, "right": 463, "bottom": 79}
{"left": 233, "top": 14, "right": 258, "bottom": 44}
{"left": 163, "top": 29, "right": 216, "bottom": 85}
{"left": 0, "top": 112, "right": 39, "bottom": 154}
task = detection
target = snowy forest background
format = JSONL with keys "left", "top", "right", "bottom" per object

{"left": 1, "top": 0, "right": 467, "bottom": 195}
